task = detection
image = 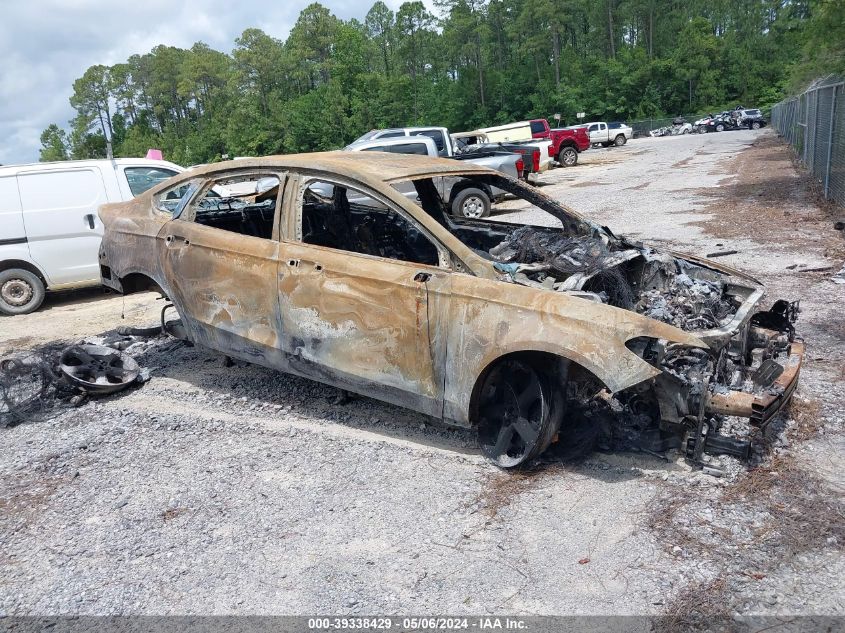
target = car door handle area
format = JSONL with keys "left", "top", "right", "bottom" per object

{"left": 84, "top": 214, "right": 96, "bottom": 230}
{"left": 165, "top": 235, "right": 190, "bottom": 247}
{"left": 286, "top": 259, "right": 322, "bottom": 272}
{"left": 414, "top": 271, "right": 432, "bottom": 283}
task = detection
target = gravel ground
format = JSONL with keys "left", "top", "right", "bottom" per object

{"left": 1, "top": 129, "right": 843, "bottom": 619}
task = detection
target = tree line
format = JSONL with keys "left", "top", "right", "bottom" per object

{"left": 39, "top": 0, "right": 844, "bottom": 165}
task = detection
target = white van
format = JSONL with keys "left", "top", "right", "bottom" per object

{"left": 0, "top": 158, "right": 183, "bottom": 315}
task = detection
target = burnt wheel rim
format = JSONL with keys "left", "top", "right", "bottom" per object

{"left": 1, "top": 279, "right": 33, "bottom": 307}
{"left": 60, "top": 344, "right": 140, "bottom": 394}
{"left": 461, "top": 195, "right": 485, "bottom": 218}
{"left": 477, "top": 360, "right": 548, "bottom": 467}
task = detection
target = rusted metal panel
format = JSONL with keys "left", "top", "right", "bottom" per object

{"left": 441, "top": 272, "right": 708, "bottom": 425}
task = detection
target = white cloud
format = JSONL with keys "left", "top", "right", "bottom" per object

{"left": 0, "top": 0, "right": 435, "bottom": 165}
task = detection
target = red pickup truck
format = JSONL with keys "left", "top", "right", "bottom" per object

{"left": 529, "top": 119, "right": 590, "bottom": 167}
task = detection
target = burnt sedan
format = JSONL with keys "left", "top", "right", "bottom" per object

{"left": 98, "top": 153, "right": 803, "bottom": 467}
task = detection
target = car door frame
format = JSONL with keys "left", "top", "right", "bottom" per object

{"left": 276, "top": 170, "right": 454, "bottom": 418}
{"left": 158, "top": 168, "right": 289, "bottom": 369}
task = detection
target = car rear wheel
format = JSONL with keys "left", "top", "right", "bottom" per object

{"left": 0, "top": 269, "right": 46, "bottom": 316}
{"left": 476, "top": 358, "right": 563, "bottom": 468}
{"left": 614, "top": 134, "right": 627, "bottom": 146}
{"left": 751, "top": 121, "right": 761, "bottom": 130}
{"left": 452, "top": 188, "right": 491, "bottom": 219}
{"left": 558, "top": 146, "right": 578, "bottom": 167}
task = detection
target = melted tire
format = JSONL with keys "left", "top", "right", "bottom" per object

{"left": 476, "top": 359, "right": 563, "bottom": 468}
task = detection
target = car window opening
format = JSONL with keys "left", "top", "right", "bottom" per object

{"left": 301, "top": 180, "right": 440, "bottom": 267}
{"left": 190, "top": 175, "right": 280, "bottom": 239}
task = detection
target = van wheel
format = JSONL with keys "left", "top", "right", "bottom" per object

{"left": 452, "top": 188, "right": 491, "bottom": 219}
{"left": 614, "top": 134, "right": 627, "bottom": 146}
{"left": 0, "top": 269, "right": 46, "bottom": 316}
{"left": 558, "top": 147, "right": 578, "bottom": 167}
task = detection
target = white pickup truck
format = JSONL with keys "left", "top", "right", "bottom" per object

{"left": 350, "top": 126, "right": 548, "bottom": 180}
{"left": 585, "top": 121, "right": 633, "bottom": 147}
{"left": 0, "top": 158, "right": 183, "bottom": 314}
{"left": 345, "top": 135, "right": 519, "bottom": 219}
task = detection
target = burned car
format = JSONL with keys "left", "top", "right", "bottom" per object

{"left": 98, "top": 154, "right": 803, "bottom": 468}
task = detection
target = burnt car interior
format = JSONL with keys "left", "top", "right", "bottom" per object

{"left": 300, "top": 179, "right": 440, "bottom": 266}
{"left": 187, "top": 174, "right": 280, "bottom": 239}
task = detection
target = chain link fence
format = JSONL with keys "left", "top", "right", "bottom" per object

{"left": 771, "top": 76, "right": 844, "bottom": 207}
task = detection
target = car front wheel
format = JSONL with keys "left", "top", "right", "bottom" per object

{"left": 751, "top": 121, "right": 761, "bottom": 130}
{"left": 0, "top": 268, "right": 46, "bottom": 316}
{"left": 452, "top": 188, "right": 491, "bottom": 219}
{"left": 715, "top": 124, "right": 725, "bottom": 132}
{"left": 476, "top": 358, "right": 563, "bottom": 468}
{"left": 558, "top": 146, "right": 578, "bottom": 167}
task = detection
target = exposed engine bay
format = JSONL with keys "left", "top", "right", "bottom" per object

{"left": 485, "top": 225, "right": 800, "bottom": 467}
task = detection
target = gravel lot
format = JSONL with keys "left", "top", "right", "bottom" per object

{"left": 1, "top": 129, "right": 843, "bottom": 620}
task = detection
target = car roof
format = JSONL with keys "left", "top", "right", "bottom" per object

{"left": 176, "top": 151, "right": 493, "bottom": 185}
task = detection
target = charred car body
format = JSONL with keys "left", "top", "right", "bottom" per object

{"left": 98, "top": 154, "right": 803, "bottom": 468}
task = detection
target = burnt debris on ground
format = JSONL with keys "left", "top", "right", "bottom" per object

{"left": 0, "top": 332, "right": 159, "bottom": 428}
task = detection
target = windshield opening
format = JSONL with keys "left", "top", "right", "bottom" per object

{"left": 391, "top": 173, "right": 597, "bottom": 234}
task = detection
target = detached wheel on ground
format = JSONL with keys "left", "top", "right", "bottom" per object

{"left": 614, "top": 134, "right": 627, "bottom": 146}
{"left": 558, "top": 146, "right": 578, "bottom": 167}
{"left": 0, "top": 269, "right": 45, "bottom": 316}
{"left": 476, "top": 358, "right": 563, "bottom": 468}
{"left": 451, "top": 188, "right": 491, "bottom": 219}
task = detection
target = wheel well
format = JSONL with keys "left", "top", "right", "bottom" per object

{"left": 0, "top": 259, "right": 46, "bottom": 284}
{"left": 558, "top": 141, "right": 577, "bottom": 151}
{"left": 119, "top": 273, "right": 163, "bottom": 295}
{"left": 467, "top": 351, "right": 604, "bottom": 427}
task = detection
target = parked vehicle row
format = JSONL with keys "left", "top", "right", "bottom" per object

{"left": 647, "top": 107, "right": 768, "bottom": 138}
{"left": 650, "top": 117, "right": 694, "bottom": 137}
{"left": 698, "top": 108, "right": 767, "bottom": 133}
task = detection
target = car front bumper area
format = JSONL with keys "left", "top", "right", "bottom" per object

{"left": 686, "top": 300, "right": 804, "bottom": 463}
{"left": 706, "top": 340, "right": 804, "bottom": 426}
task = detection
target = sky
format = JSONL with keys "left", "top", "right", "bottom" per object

{"left": 0, "top": 0, "right": 426, "bottom": 166}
